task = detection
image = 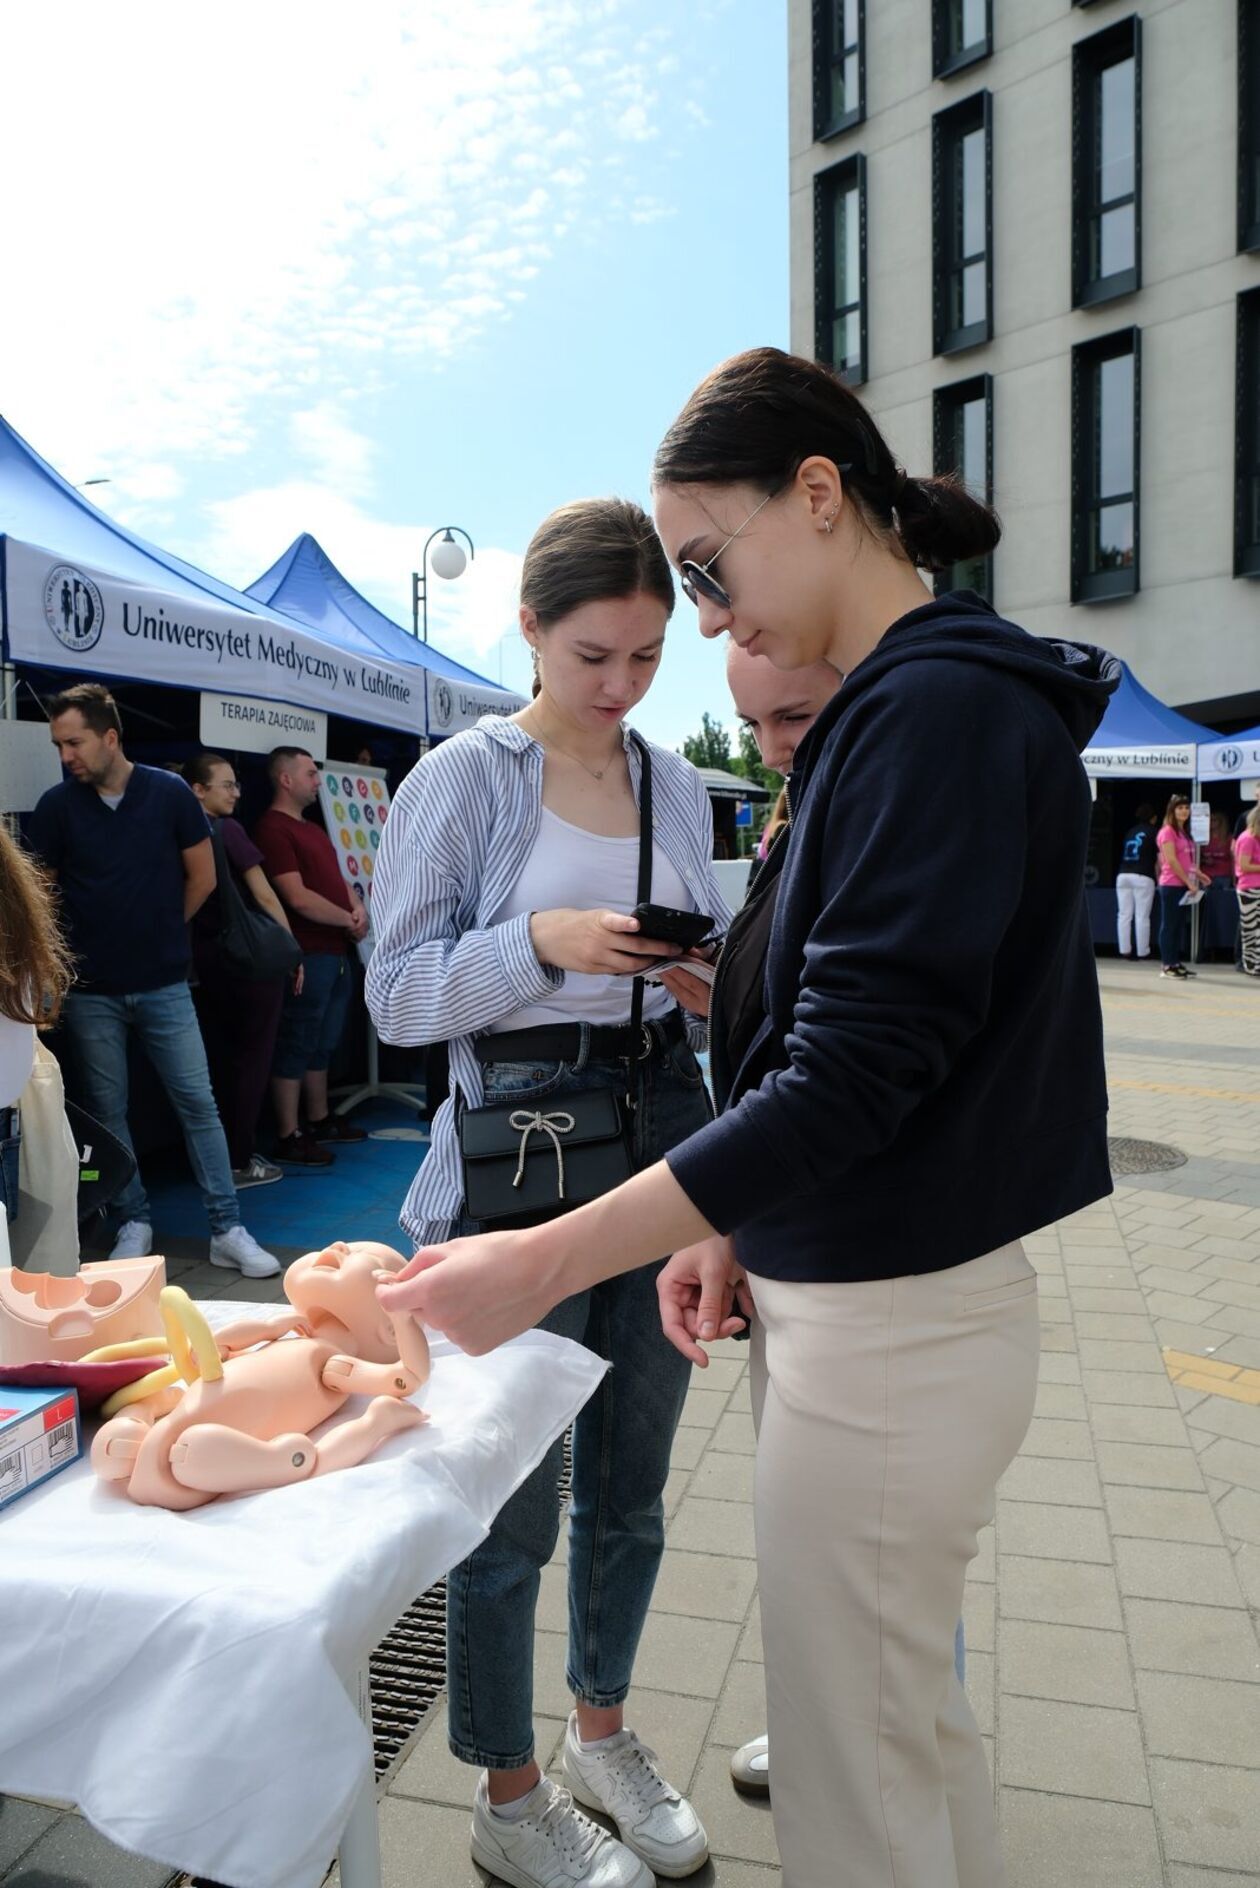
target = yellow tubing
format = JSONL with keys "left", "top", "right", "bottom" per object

{"left": 82, "top": 1337, "right": 171, "bottom": 1363}
{"left": 100, "top": 1362, "right": 182, "bottom": 1420}
{"left": 160, "top": 1286, "right": 224, "bottom": 1385}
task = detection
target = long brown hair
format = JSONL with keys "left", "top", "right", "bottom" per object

{"left": 0, "top": 824, "right": 74, "bottom": 1026}
{"left": 1163, "top": 794, "right": 1191, "bottom": 829}
{"left": 521, "top": 497, "right": 676, "bottom": 697}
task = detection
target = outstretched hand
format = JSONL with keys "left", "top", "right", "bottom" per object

{"left": 374, "top": 1230, "right": 561, "bottom": 1356}
{"left": 656, "top": 1235, "right": 753, "bottom": 1366}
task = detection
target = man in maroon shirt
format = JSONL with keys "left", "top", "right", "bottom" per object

{"left": 254, "top": 748, "right": 368, "bottom": 1166}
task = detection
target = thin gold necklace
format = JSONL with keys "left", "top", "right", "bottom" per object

{"left": 525, "top": 713, "right": 622, "bottom": 783}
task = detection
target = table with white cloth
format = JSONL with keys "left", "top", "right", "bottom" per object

{"left": 0, "top": 1305, "right": 606, "bottom": 1888}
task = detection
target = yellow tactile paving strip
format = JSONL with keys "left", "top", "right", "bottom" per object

{"left": 1163, "top": 1347, "right": 1260, "bottom": 1404}
{"left": 1109, "top": 1078, "right": 1260, "bottom": 1104}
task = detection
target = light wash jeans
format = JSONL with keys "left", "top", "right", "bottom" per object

{"left": 445, "top": 1022, "right": 713, "bottom": 1769}
{"left": 61, "top": 984, "right": 240, "bottom": 1235}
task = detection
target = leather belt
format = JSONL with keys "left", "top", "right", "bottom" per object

{"left": 475, "top": 1008, "right": 687, "bottom": 1067}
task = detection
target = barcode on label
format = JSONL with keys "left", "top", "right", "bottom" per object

{"left": 47, "top": 1421, "right": 75, "bottom": 1462}
{"left": 0, "top": 1450, "right": 23, "bottom": 1494}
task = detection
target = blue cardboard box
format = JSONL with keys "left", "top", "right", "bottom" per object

{"left": 0, "top": 1384, "right": 82, "bottom": 1512}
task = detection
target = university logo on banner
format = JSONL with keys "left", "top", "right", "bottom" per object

{"left": 43, "top": 565, "right": 104, "bottom": 653}
{"left": 432, "top": 681, "right": 454, "bottom": 729}
{"left": 1218, "top": 747, "right": 1243, "bottom": 774}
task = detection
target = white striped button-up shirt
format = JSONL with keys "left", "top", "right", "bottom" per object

{"left": 366, "top": 716, "right": 733, "bottom": 1247}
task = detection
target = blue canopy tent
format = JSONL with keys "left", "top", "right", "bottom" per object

{"left": 0, "top": 416, "right": 425, "bottom": 739}
{"left": 247, "top": 533, "right": 524, "bottom": 739}
{"left": 1080, "top": 661, "right": 1207, "bottom": 781}
{"left": 1078, "top": 663, "right": 1233, "bottom": 953}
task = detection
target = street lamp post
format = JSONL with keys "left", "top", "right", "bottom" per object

{"left": 411, "top": 526, "right": 474, "bottom": 641}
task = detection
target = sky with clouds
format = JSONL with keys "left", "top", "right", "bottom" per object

{"left": 2, "top": 0, "right": 787, "bottom": 750}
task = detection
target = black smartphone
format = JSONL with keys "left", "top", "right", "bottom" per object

{"left": 630, "top": 902, "right": 716, "bottom": 949}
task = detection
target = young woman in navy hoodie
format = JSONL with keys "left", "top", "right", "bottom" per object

{"left": 379, "top": 349, "right": 1118, "bottom": 1888}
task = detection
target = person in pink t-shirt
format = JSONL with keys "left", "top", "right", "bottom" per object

{"left": 1233, "top": 806, "right": 1260, "bottom": 976}
{"left": 1156, "top": 795, "right": 1210, "bottom": 979}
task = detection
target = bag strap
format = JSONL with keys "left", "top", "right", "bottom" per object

{"left": 626, "top": 732, "right": 653, "bottom": 1105}
{"left": 208, "top": 820, "right": 251, "bottom": 935}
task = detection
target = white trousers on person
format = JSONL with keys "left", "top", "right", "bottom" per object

{"left": 1116, "top": 873, "right": 1155, "bottom": 957}
{"left": 748, "top": 1244, "right": 1039, "bottom": 1888}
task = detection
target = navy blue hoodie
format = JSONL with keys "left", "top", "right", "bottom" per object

{"left": 667, "top": 593, "right": 1120, "bottom": 1282}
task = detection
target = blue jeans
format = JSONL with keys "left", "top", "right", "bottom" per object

{"left": 446, "top": 1024, "right": 713, "bottom": 1769}
{"left": 1158, "top": 885, "right": 1187, "bottom": 968}
{"left": 60, "top": 984, "right": 240, "bottom": 1235}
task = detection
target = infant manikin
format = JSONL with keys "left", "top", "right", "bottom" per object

{"left": 89, "top": 1241, "right": 430, "bottom": 1510}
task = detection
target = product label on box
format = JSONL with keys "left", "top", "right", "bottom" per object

{"left": 0, "top": 1387, "right": 82, "bottom": 1511}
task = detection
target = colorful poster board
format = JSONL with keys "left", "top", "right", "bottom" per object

{"left": 316, "top": 764, "right": 390, "bottom": 960}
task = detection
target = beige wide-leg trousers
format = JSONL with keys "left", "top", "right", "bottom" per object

{"left": 749, "top": 1243, "right": 1039, "bottom": 1888}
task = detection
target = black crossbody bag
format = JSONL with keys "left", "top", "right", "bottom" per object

{"left": 459, "top": 736, "right": 654, "bottom": 1229}
{"left": 209, "top": 824, "right": 303, "bottom": 983}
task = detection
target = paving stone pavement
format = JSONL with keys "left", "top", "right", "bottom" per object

{"left": 4, "top": 961, "right": 1259, "bottom": 1885}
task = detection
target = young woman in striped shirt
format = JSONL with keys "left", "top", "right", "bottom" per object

{"left": 367, "top": 498, "right": 730, "bottom": 1888}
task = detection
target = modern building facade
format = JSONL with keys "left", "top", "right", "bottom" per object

{"left": 790, "top": 0, "right": 1260, "bottom": 726}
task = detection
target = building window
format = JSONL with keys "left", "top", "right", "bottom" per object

{"left": 1072, "top": 16, "right": 1141, "bottom": 307}
{"left": 1237, "top": 291, "right": 1260, "bottom": 576}
{"left": 933, "top": 375, "right": 994, "bottom": 600}
{"left": 814, "top": 155, "right": 867, "bottom": 385}
{"left": 1072, "top": 328, "right": 1140, "bottom": 603}
{"left": 1241, "top": 0, "right": 1260, "bottom": 251}
{"left": 813, "top": 0, "right": 864, "bottom": 139}
{"left": 932, "top": 0, "right": 992, "bottom": 79}
{"left": 933, "top": 92, "right": 992, "bottom": 355}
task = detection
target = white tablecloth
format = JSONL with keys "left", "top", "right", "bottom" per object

{"left": 0, "top": 1305, "right": 607, "bottom": 1888}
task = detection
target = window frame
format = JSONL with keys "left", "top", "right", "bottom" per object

{"left": 932, "top": 0, "right": 993, "bottom": 80}
{"left": 1071, "top": 15, "right": 1143, "bottom": 309}
{"left": 1240, "top": 0, "right": 1260, "bottom": 252}
{"left": 932, "top": 90, "right": 994, "bottom": 356}
{"left": 1236, "top": 289, "right": 1260, "bottom": 577}
{"left": 812, "top": 0, "right": 865, "bottom": 141}
{"left": 933, "top": 373, "right": 995, "bottom": 601}
{"left": 813, "top": 153, "right": 868, "bottom": 386}
{"left": 1071, "top": 326, "right": 1141, "bottom": 605}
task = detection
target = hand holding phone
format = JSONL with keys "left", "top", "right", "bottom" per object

{"left": 630, "top": 903, "right": 716, "bottom": 950}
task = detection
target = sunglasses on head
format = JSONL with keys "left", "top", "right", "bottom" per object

{"left": 678, "top": 470, "right": 854, "bottom": 611}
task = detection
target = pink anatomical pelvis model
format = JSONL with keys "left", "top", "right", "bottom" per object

{"left": 90, "top": 1241, "right": 431, "bottom": 1510}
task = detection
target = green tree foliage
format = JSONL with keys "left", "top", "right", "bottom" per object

{"left": 680, "top": 712, "right": 732, "bottom": 771}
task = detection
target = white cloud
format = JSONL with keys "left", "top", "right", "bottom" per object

{"left": 0, "top": 0, "right": 679, "bottom": 513}
{"left": 198, "top": 478, "right": 525, "bottom": 674}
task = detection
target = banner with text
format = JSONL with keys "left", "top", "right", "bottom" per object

{"left": 1081, "top": 742, "right": 1199, "bottom": 779}
{"left": 424, "top": 667, "right": 525, "bottom": 738}
{"left": 1197, "top": 737, "right": 1260, "bottom": 783}
{"left": 199, "top": 690, "right": 328, "bottom": 760}
{"left": 4, "top": 537, "right": 423, "bottom": 735}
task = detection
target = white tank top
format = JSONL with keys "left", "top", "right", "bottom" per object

{"left": 490, "top": 806, "right": 694, "bottom": 1032}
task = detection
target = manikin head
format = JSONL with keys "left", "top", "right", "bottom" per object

{"left": 284, "top": 1240, "right": 409, "bottom": 1363}
{"left": 518, "top": 498, "right": 675, "bottom": 739}
{"left": 47, "top": 683, "right": 127, "bottom": 789}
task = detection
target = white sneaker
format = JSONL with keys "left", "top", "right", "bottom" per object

{"left": 109, "top": 1220, "right": 153, "bottom": 1260}
{"left": 208, "top": 1225, "right": 282, "bottom": 1278}
{"left": 231, "top": 1155, "right": 284, "bottom": 1190}
{"left": 730, "top": 1732, "right": 770, "bottom": 1794}
{"left": 562, "top": 1715, "right": 709, "bottom": 1879}
{"left": 470, "top": 1774, "right": 651, "bottom": 1888}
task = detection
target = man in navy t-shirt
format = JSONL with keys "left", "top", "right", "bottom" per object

{"left": 28, "top": 683, "right": 278, "bottom": 1278}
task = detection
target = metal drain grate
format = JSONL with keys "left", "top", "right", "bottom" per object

{"left": 369, "top": 1581, "right": 448, "bottom": 1778}
{"left": 1108, "top": 1136, "right": 1188, "bottom": 1175}
{"left": 367, "top": 1429, "right": 575, "bottom": 1782}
